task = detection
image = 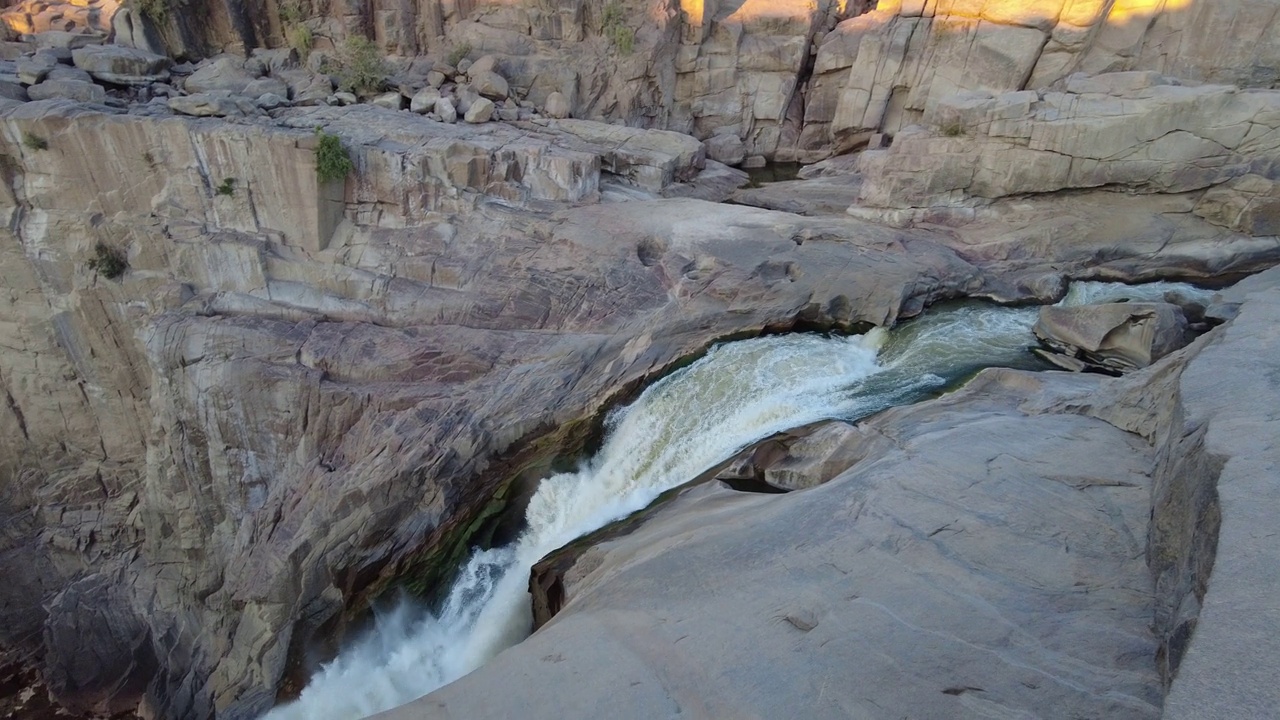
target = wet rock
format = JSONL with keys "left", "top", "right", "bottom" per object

{"left": 1034, "top": 302, "right": 1189, "bottom": 373}
{"left": 71, "top": 45, "right": 170, "bottom": 85}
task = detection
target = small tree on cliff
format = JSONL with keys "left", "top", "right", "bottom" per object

{"left": 315, "top": 130, "right": 353, "bottom": 184}
{"left": 332, "top": 36, "right": 389, "bottom": 96}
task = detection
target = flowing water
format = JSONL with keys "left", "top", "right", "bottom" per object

{"left": 264, "top": 280, "right": 1214, "bottom": 720}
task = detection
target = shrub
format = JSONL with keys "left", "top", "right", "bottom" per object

{"left": 87, "top": 242, "right": 128, "bottom": 279}
{"left": 278, "top": 0, "right": 305, "bottom": 25}
{"left": 142, "top": 151, "right": 156, "bottom": 166}
{"left": 286, "top": 23, "right": 313, "bottom": 59}
{"left": 216, "top": 177, "right": 236, "bottom": 196}
{"left": 602, "top": 2, "right": 634, "bottom": 54}
{"left": 22, "top": 132, "right": 47, "bottom": 151}
{"left": 446, "top": 42, "right": 472, "bottom": 68}
{"left": 134, "top": 0, "right": 170, "bottom": 23}
{"left": 332, "top": 35, "right": 389, "bottom": 96}
{"left": 940, "top": 121, "right": 964, "bottom": 137}
{"left": 315, "top": 130, "right": 353, "bottom": 184}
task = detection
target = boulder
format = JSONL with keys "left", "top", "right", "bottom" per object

{"left": 47, "top": 65, "right": 92, "bottom": 83}
{"left": 27, "top": 78, "right": 103, "bottom": 103}
{"left": 463, "top": 96, "right": 495, "bottom": 123}
{"left": 370, "top": 91, "right": 403, "bottom": 110}
{"left": 168, "top": 91, "right": 251, "bottom": 118}
{"left": 333, "top": 91, "right": 357, "bottom": 105}
{"left": 255, "top": 92, "right": 288, "bottom": 110}
{"left": 705, "top": 133, "right": 745, "bottom": 166}
{"left": 435, "top": 96, "right": 457, "bottom": 122}
{"left": 426, "top": 70, "right": 446, "bottom": 88}
{"left": 16, "top": 53, "right": 57, "bottom": 85}
{"left": 409, "top": 87, "right": 441, "bottom": 114}
{"left": 33, "top": 31, "right": 104, "bottom": 51}
{"left": 466, "top": 54, "right": 498, "bottom": 77}
{"left": 282, "top": 71, "right": 331, "bottom": 106}
{"left": 184, "top": 55, "right": 259, "bottom": 94}
{"left": 0, "top": 79, "right": 27, "bottom": 102}
{"left": 543, "top": 90, "right": 569, "bottom": 119}
{"left": 469, "top": 70, "right": 509, "bottom": 100}
{"left": 1034, "top": 302, "right": 1189, "bottom": 372}
{"left": 242, "top": 76, "right": 288, "bottom": 99}
{"left": 71, "top": 45, "right": 170, "bottom": 85}
{"left": 536, "top": 119, "right": 706, "bottom": 191}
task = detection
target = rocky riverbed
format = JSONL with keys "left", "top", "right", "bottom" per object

{"left": 0, "top": 1, "right": 1277, "bottom": 719}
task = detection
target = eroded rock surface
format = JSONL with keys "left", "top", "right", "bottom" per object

{"left": 406, "top": 274, "right": 1280, "bottom": 720}
{"left": 402, "top": 367, "right": 1166, "bottom": 720}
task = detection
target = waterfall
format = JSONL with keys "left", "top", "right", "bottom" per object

{"left": 264, "top": 281, "right": 1214, "bottom": 720}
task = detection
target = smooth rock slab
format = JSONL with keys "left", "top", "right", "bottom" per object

{"left": 398, "top": 369, "right": 1162, "bottom": 720}
{"left": 71, "top": 45, "right": 170, "bottom": 85}
{"left": 27, "top": 78, "right": 104, "bottom": 103}
{"left": 168, "top": 91, "right": 253, "bottom": 117}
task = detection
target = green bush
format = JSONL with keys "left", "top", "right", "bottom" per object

{"left": 315, "top": 130, "right": 353, "bottom": 184}
{"left": 331, "top": 36, "right": 389, "bottom": 96}
{"left": 940, "top": 121, "right": 965, "bottom": 137}
{"left": 87, "top": 242, "right": 128, "bottom": 280}
{"left": 286, "top": 23, "right": 313, "bottom": 59}
{"left": 216, "top": 177, "right": 236, "bottom": 196}
{"left": 278, "top": 0, "right": 305, "bottom": 25}
{"left": 22, "top": 132, "right": 47, "bottom": 151}
{"left": 133, "top": 0, "right": 170, "bottom": 23}
{"left": 602, "top": 2, "right": 634, "bottom": 54}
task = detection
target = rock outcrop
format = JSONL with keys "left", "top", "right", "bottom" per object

{"left": 400, "top": 271, "right": 1280, "bottom": 720}
{"left": 1034, "top": 302, "right": 1189, "bottom": 372}
{"left": 0, "top": 0, "right": 1277, "bottom": 718}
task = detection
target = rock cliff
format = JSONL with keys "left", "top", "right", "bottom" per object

{"left": 401, "top": 269, "right": 1280, "bottom": 720}
{"left": 0, "top": 0, "right": 1277, "bottom": 718}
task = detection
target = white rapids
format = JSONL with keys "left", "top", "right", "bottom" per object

{"left": 264, "top": 280, "right": 1214, "bottom": 720}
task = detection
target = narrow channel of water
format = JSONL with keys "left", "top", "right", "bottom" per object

{"left": 264, "top": 280, "right": 1213, "bottom": 720}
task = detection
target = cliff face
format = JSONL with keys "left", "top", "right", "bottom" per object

{"left": 123, "top": 0, "right": 1280, "bottom": 161}
{"left": 1, "top": 1, "right": 1278, "bottom": 718}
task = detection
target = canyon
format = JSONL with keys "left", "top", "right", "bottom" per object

{"left": 0, "top": 0, "right": 1277, "bottom": 718}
